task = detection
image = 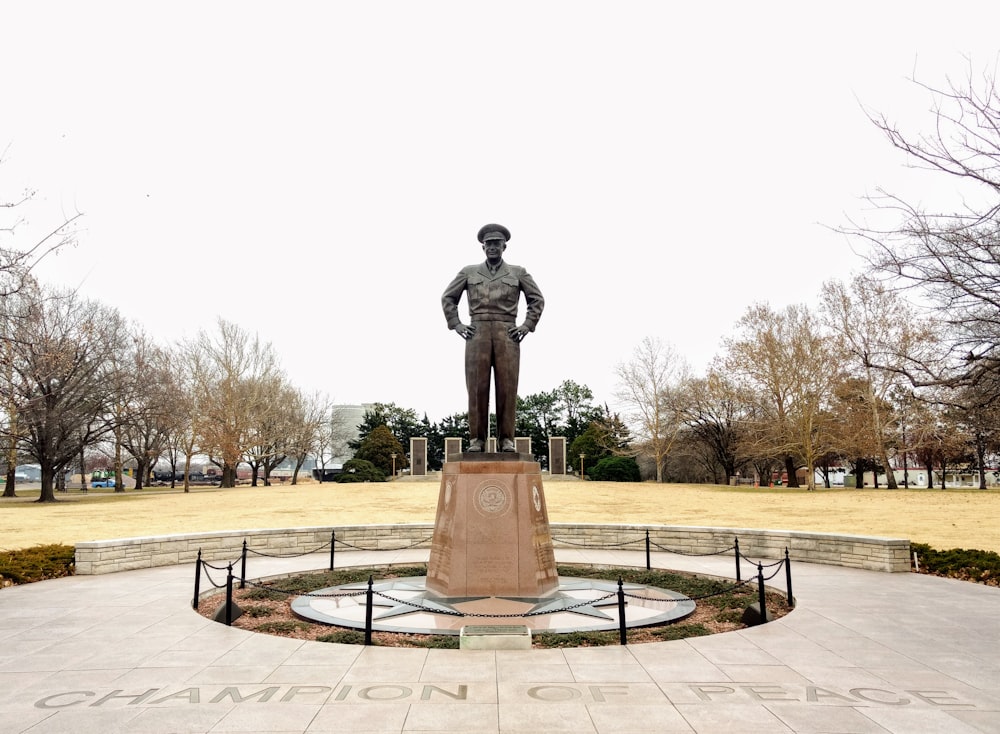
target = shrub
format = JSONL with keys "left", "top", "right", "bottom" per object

{"left": 253, "top": 620, "right": 310, "bottom": 634}
{"left": 911, "top": 543, "right": 1000, "bottom": 585}
{"left": 649, "top": 623, "right": 712, "bottom": 641}
{"left": 335, "top": 459, "right": 386, "bottom": 483}
{"left": 532, "top": 630, "right": 620, "bottom": 647}
{"left": 317, "top": 630, "right": 369, "bottom": 645}
{"left": 241, "top": 586, "right": 289, "bottom": 601}
{"left": 0, "top": 544, "right": 75, "bottom": 586}
{"left": 588, "top": 456, "right": 641, "bottom": 482}
{"left": 241, "top": 605, "right": 275, "bottom": 618}
{"left": 403, "top": 634, "right": 460, "bottom": 649}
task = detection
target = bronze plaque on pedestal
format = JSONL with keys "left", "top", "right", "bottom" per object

{"left": 426, "top": 457, "right": 558, "bottom": 598}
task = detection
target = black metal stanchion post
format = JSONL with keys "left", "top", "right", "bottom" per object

{"left": 330, "top": 531, "right": 336, "bottom": 571}
{"left": 784, "top": 547, "right": 794, "bottom": 606}
{"left": 240, "top": 540, "right": 248, "bottom": 589}
{"left": 757, "top": 562, "right": 767, "bottom": 624}
{"left": 645, "top": 529, "right": 651, "bottom": 570}
{"left": 734, "top": 537, "right": 741, "bottom": 581}
{"left": 226, "top": 563, "right": 235, "bottom": 627}
{"left": 192, "top": 549, "right": 202, "bottom": 609}
{"left": 364, "top": 575, "right": 374, "bottom": 646}
{"left": 617, "top": 577, "right": 627, "bottom": 646}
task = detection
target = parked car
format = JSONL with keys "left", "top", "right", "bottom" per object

{"left": 90, "top": 477, "right": 117, "bottom": 488}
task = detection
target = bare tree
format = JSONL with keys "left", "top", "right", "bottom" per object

{"left": 615, "top": 337, "right": 688, "bottom": 482}
{"left": 677, "top": 368, "right": 751, "bottom": 485}
{"left": 724, "top": 303, "right": 840, "bottom": 490}
{"left": 186, "top": 319, "right": 282, "bottom": 487}
{"left": 820, "top": 277, "right": 932, "bottom": 488}
{"left": 118, "top": 334, "right": 182, "bottom": 489}
{"left": 286, "top": 390, "right": 329, "bottom": 485}
{"left": 845, "top": 60, "right": 1000, "bottom": 401}
{"left": 244, "top": 376, "right": 298, "bottom": 486}
{"left": 1, "top": 145, "right": 83, "bottom": 299}
{"left": 99, "top": 312, "right": 142, "bottom": 492}
{"left": 6, "top": 287, "right": 116, "bottom": 501}
{"left": 952, "top": 384, "right": 1000, "bottom": 489}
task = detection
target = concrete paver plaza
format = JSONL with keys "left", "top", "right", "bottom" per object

{"left": 0, "top": 546, "right": 998, "bottom": 733}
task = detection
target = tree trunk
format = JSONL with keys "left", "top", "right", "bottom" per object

{"left": 924, "top": 460, "right": 933, "bottom": 489}
{"left": 113, "top": 434, "right": 125, "bottom": 493}
{"left": 134, "top": 459, "right": 147, "bottom": 490}
{"left": 80, "top": 443, "right": 88, "bottom": 492}
{"left": 783, "top": 456, "right": 799, "bottom": 488}
{"left": 222, "top": 462, "right": 237, "bottom": 488}
{"left": 5, "top": 410, "right": 19, "bottom": 497}
{"left": 881, "top": 449, "right": 898, "bottom": 489}
{"left": 36, "top": 462, "right": 57, "bottom": 503}
{"left": 975, "top": 434, "right": 987, "bottom": 490}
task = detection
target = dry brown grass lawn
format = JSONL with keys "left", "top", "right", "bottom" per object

{"left": 2, "top": 479, "right": 999, "bottom": 553}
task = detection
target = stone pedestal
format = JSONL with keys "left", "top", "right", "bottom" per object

{"left": 426, "top": 455, "right": 558, "bottom": 598}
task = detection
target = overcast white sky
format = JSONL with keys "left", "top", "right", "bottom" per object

{"left": 3, "top": 2, "right": 999, "bottom": 422}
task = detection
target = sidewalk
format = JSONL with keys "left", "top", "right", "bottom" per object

{"left": 0, "top": 548, "right": 998, "bottom": 733}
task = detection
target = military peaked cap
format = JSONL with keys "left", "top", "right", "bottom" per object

{"left": 477, "top": 223, "right": 511, "bottom": 243}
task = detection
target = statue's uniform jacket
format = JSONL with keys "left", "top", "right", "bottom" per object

{"left": 442, "top": 261, "right": 544, "bottom": 445}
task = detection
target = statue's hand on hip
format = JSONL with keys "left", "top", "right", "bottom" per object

{"left": 508, "top": 324, "right": 529, "bottom": 342}
{"left": 455, "top": 323, "right": 477, "bottom": 340}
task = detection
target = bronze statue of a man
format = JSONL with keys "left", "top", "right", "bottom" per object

{"left": 442, "top": 224, "right": 544, "bottom": 452}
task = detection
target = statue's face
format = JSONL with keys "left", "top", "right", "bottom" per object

{"left": 483, "top": 239, "right": 506, "bottom": 262}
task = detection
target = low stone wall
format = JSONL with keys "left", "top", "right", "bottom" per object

{"left": 73, "top": 525, "right": 434, "bottom": 576}
{"left": 549, "top": 524, "right": 911, "bottom": 573}
{"left": 74, "top": 523, "right": 911, "bottom": 575}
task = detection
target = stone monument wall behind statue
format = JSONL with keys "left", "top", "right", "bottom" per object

{"left": 549, "top": 437, "right": 566, "bottom": 474}
{"left": 444, "top": 437, "right": 463, "bottom": 461}
{"left": 410, "top": 437, "right": 427, "bottom": 476}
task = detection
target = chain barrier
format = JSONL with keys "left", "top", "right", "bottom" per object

{"left": 760, "top": 560, "right": 787, "bottom": 582}
{"left": 333, "top": 535, "right": 435, "bottom": 551}
{"left": 240, "top": 577, "right": 368, "bottom": 600}
{"left": 649, "top": 541, "right": 737, "bottom": 557}
{"left": 621, "top": 578, "right": 753, "bottom": 603}
{"left": 738, "top": 552, "right": 784, "bottom": 569}
{"left": 245, "top": 541, "right": 332, "bottom": 559}
{"left": 194, "top": 534, "right": 795, "bottom": 638}
{"left": 552, "top": 533, "right": 740, "bottom": 559}
{"left": 200, "top": 564, "right": 228, "bottom": 589}
{"left": 202, "top": 559, "right": 239, "bottom": 572}
{"left": 550, "top": 535, "right": 646, "bottom": 548}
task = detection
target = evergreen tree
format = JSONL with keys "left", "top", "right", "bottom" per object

{"left": 353, "top": 425, "right": 406, "bottom": 476}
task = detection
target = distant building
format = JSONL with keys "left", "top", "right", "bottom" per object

{"left": 332, "top": 403, "right": 374, "bottom": 465}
